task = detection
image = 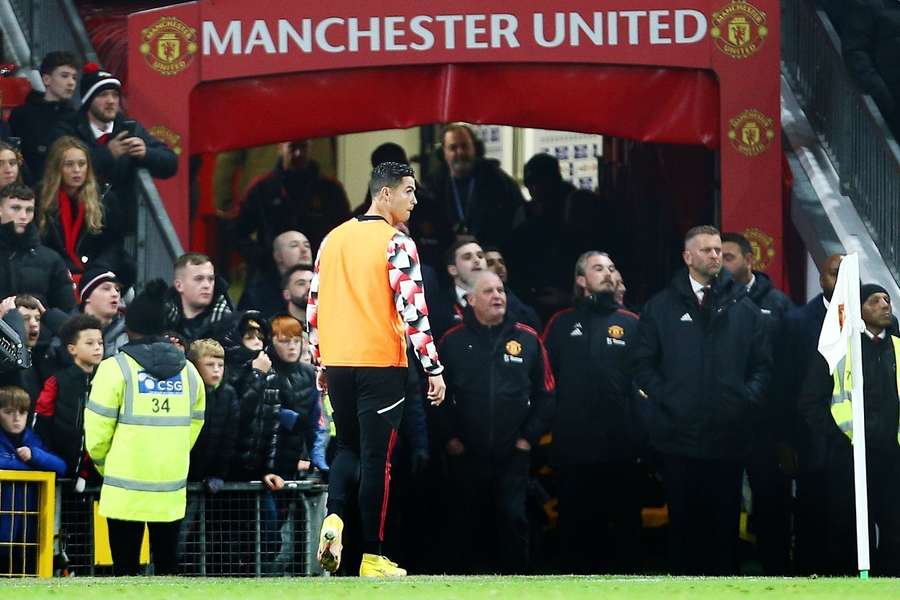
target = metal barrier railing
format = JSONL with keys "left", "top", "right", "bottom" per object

{"left": 134, "top": 168, "right": 186, "bottom": 286}
{"left": 0, "top": 470, "right": 55, "bottom": 578}
{"left": 781, "top": 0, "right": 900, "bottom": 280}
{"left": 58, "top": 480, "right": 327, "bottom": 577}
{"left": 6, "top": 0, "right": 98, "bottom": 70}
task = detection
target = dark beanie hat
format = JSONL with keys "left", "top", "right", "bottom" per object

{"left": 79, "top": 266, "right": 120, "bottom": 304}
{"left": 125, "top": 279, "right": 168, "bottom": 336}
{"left": 860, "top": 283, "right": 890, "bottom": 305}
{"left": 80, "top": 62, "right": 121, "bottom": 107}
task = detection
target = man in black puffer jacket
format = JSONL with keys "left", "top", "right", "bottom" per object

{"left": 0, "top": 184, "right": 75, "bottom": 312}
{"left": 438, "top": 271, "right": 555, "bottom": 575}
{"left": 632, "top": 225, "right": 771, "bottom": 576}
{"left": 542, "top": 251, "right": 642, "bottom": 574}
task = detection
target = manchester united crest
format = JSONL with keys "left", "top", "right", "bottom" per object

{"left": 743, "top": 227, "right": 776, "bottom": 271}
{"left": 710, "top": 1, "right": 768, "bottom": 59}
{"left": 147, "top": 125, "right": 182, "bottom": 156}
{"left": 140, "top": 17, "right": 198, "bottom": 76}
{"left": 607, "top": 325, "right": 625, "bottom": 340}
{"left": 505, "top": 340, "right": 523, "bottom": 357}
{"left": 728, "top": 109, "right": 775, "bottom": 157}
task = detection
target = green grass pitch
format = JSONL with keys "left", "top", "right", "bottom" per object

{"left": 2, "top": 576, "right": 900, "bottom": 600}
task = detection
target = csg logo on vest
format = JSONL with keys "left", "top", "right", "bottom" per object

{"left": 137, "top": 371, "right": 183, "bottom": 395}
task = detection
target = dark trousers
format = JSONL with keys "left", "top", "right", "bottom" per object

{"left": 823, "top": 441, "right": 900, "bottom": 576}
{"left": 325, "top": 366, "right": 405, "bottom": 554}
{"left": 446, "top": 450, "right": 530, "bottom": 574}
{"left": 107, "top": 518, "right": 181, "bottom": 576}
{"left": 660, "top": 453, "right": 743, "bottom": 575}
{"left": 746, "top": 447, "right": 792, "bottom": 574}
{"left": 556, "top": 461, "right": 642, "bottom": 574}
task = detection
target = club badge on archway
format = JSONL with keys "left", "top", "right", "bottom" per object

{"left": 710, "top": 1, "right": 768, "bottom": 59}
{"left": 140, "top": 17, "right": 198, "bottom": 76}
{"left": 148, "top": 125, "right": 182, "bottom": 156}
{"left": 743, "top": 227, "right": 776, "bottom": 271}
{"left": 728, "top": 109, "right": 775, "bottom": 157}
{"left": 505, "top": 340, "right": 523, "bottom": 357}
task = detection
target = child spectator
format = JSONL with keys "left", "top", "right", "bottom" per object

{"left": 187, "top": 339, "right": 239, "bottom": 492}
{"left": 0, "top": 142, "right": 24, "bottom": 189}
{"left": 34, "top": 314, "right": 104, "bottom": 486}
{"left": 268, "top": 315, "right": 328, "bottom": 476}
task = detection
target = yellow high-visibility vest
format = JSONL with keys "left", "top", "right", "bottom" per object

{"left": 84, "top": 352, "right": 205, "bottom": 522}
{"left": 831, "top": 336, "right": 900, "bottom": 445}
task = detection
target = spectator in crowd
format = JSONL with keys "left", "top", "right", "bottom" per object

{"left": 13, "top": 294, "right": 45, "bottom": 402}
{"left": 483, "top": 246, "right": 509, "bottom": 283}
{"left": 14, "top": 295, "right": 41, "bottom": 351}
{"left": 38, "top": 136, "right": 129, "bottom": 287}
{"left": 428, "top": 239, "right": 539, "bottom": 340}
{"left": 186, "top": 339, "right": 239, "bottom": 493}
{"left": 0, "top": 184, "right": 74, "bottom": 312}
{"left": 9, "top": 51, "right": 79, "bottom": 184}
{"left": 281, "top": 264, "right": 313, "bottom": 324}
{"left": 235, "top": 140, "right": 350, "bottom": 271}
{"left": 268, "top": 315, "right": 327, "bottom": 476}
{"left": 420, "top": 124, "right": 524, "bottom": 261}
{"left": 33, "top": 314, "right": 103, "bottom": 484}
{"left": 722, "top": 232, "right": 794, "bottom": 574}
{"left": 799, "top": 284, "right": 900, "bottom": 575}
{"left": 0, "top": 142, "right": 24, "bottom": 189}
{"left": 612, "top": 270, "right": 628, "bottom": 308}
{"left": 239, "top": 230, "right": 312, "bottom": 317}
{"left": 781, "top": 253, "right": 842, "bottom": 574}
{"left": 843, "top": 0, "right": 900, "bottom": 138}
{"left": 542, "top": 251, "right": 642, "bottom": 574}
{"left": 0, "top": 385, "right": 66, "bottom": 564}
{"left": 164, "top": 253, "right": 232, "bottom": 344}
{"left": 438, "top": 271, "right": 555, "bottom": 574}
{"left": 52, "top": 63, "right": 178, "bottom": 230}
{"left": 631, "top": 225, "right": 771, "bottom": 575}
{"left": 79, "top": 267, "right": 127, "bottom": 357}
{"left": 84, "top": 279, "right": 205, "bottom": 576}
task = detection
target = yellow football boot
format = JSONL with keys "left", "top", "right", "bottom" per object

{"left": 317, "top": 514, "right": 344, "bottom": 573}
{"left": 359, "top": 553, "right": 407, "bottom": 577}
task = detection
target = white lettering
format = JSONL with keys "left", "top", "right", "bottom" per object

{"left": 410, "top": 16, "right": 435, "bottom": 50}
{"left": 569, "top": 12, "right": 603, "bottom": 47}
{"left": 465, "top": 14, "right": 488, "bottom": 49}
{"left": 675, "top": 9, "right": 707, "bottom": 44}
{"left": 279, "top": 19, "right": 312, "bottom": 53}
{"left": 384, "top": 16, "right": 407, "bottom": 51}
{"left": 435, "top": 15, "right": 463, "bottom": 49}
{"left": 245, "top": 20, "right": 276, "bottom": 54}
{"left": 648, "top": 10, "right": 671, "bottom": 44}
{"left": 607, "top": 12, "right": 618, "bottom": 45}
{"left": 620, "top": 11, "right": 647, "bottom": 45}
{"left": 534, "top": 13, "right": 565, "bottom": 48}
{"left": 348, "top": 17, "right": 380, "bottom": 52}
{"left": 203, "top": 20, "right": 241, "bottom": 55}
{"left": 315, "top": 17, "right": 345, "bottom": 53}
{"left": 490, "top": 14, "right": 519, "bottom": 48}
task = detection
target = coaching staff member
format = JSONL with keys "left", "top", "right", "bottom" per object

{"left": 631, "top": 225, "right": 771, "bottom": 575}
{"left": 308, "top": 162, "right": 446, "bottom": 578}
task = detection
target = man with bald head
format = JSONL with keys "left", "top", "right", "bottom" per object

{"left": 239, "top": 230, "right": 313, "bottom": 316}
{"left": 438, "top": 271, "right": 555, "bottom": 574}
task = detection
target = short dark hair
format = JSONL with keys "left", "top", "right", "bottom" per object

{"left": 59, "top": 314, "right": 103, "bottom": 347}
{"left": 368, "top": 162, "right": 415, "bottom": 198}
{"left": 39, "top": 51, "right": 81, "bottom": 76}
{"left": 174, "top": 252, "right": 212, "bottom": 274}
{"left": 722, "top": 232, "right": 753, "bottom": 256}
{"left": 14, "top": 294, "right": 41, "bottom": 312}
{"left": 370, "top": 143, "right": 408, "bottom": 168}
{"left": 482, "top": 245, "right": 503, "bottom": 256}
{"left": 0, "top": 183, "right": 34, "bottom": 203}
{"left": 282, "top": 263, "right": 314, "bottom": 290}
{"left": 684, "top": 225, "right": 720, "bottom": 247}
{"left": 445, "top": 236, "right": 480, "bottom": 266}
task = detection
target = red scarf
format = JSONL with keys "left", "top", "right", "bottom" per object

{"left": 57, "top": 190, "right": 85, "bottom": 272}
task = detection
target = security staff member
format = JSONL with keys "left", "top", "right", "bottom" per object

{"left": 85, "top": 279, "right": 205, "bottom": 576}
{"left": 438, "top": 271, "right": 555, "bottom": 574}
{"left": 799, "top": 284, "right": 900, "bottom": 576}
{"left": 542, "top": 251, "right": 641, "bottom": 574}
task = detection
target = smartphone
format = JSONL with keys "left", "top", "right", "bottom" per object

{"left": 120, "top": 119, "right": 137, "bottom": 137}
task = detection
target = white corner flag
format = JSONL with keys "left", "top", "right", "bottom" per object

{"left": 816, "top": 252, "right": 870, "bottom": 578}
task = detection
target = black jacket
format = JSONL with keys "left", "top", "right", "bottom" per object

{"left": 631, "top": 269, "right": 772, "bottom": 460}
{"left": 543, "top": 295, "right": 642, "bottom": 465}
{"left": 225, "top": 346, "right": 280, "bottom": 479}
{"left": 237, "top": 270, "right": 285, "bottom": 317}
{"left": 843, "top": 0, "right": 900, "bottom": 129}
{"left": 269, "top": 355, "right": 319, "bottom": 478}
{"left": 0, "top": 221, "right": 75, "bottom": 312}
{"left": 34, "top": 364, "right": 91, "bottom": 478}
{"left": 8, "top": 91, "right": 76, "bottom": 184}
{"left": 189, "top": 382, "right": 240, "bottom": 482}
{"left": 164, "top": 277, "right": 233, "bottom": 344}
{"left": 438, "top": 308, "right": 556, "bottom": 459}
{"left": 428, "top": 282, "right": 541, "bottom": 342}
{"left": 235, "top": 161, "right": 350, "bottom": 269}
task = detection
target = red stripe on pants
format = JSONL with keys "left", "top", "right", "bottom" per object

{"left": 379, "top": 428, "right": 399, "bottom": 542}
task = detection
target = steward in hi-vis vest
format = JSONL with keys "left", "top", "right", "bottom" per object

{"left": 84, "top": 279, "right": 205, "bottom": 576}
